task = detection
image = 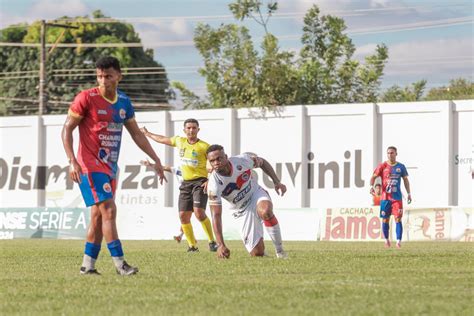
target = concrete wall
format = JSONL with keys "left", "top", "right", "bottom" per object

{"left": 0, "top": 100, "right": 472, "bottom": 209}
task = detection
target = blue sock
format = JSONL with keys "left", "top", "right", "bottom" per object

{"left": 84, "top": 242, "right": 101, "bottom": 259}
{"left": 396, "top": 222, "right": 403, "bottom": 240}
{"left": 107, "top": 240, "right": 124, "bottom": 257}
{"left": 382, "top": 222, "right": 390, "bottom": 239}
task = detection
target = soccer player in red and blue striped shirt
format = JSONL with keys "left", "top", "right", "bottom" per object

{"left": 370, "top": 146, "right": 412, "bottom": 248}
{"left": 62, "top": 56, "right": 166, "bottom": 275}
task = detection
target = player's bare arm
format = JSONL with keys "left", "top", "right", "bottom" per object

{"left": 209, "top": 201, "right": 230, "bottom": 258}
{"left": 61, "top": 114, "right": 83, "bottom": 183}
{"left": 369, "top": 174, "right": 378, "bottom": 195}
{"left": 403, "top": 176, "right": 412, "bottom": 204}
{"left": 140, "top": 126, "right": 173, "bottom": 146}
{"left": 256, "top": 156, "right": 287, "bottom": 196}
{"left": 125, "top": 118, "right": 167, "bottom": 184}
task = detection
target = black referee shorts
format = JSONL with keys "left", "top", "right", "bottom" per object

{"left": 178, "top": 177, "right": 208, "bottom": 211}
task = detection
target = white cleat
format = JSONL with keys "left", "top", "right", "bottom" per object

{"left": 276, "top": 251, "right": 288, "bottom": 259}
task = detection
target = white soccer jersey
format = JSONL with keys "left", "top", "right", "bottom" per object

{"left": 207, "top": 154, "right": 260, "bottom": 211}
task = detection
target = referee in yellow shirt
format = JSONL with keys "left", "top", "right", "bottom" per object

{"left": 141, "top": 118, "right": 217, "bottom": 252}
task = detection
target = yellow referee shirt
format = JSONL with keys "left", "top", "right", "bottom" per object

{"left": 170, "top": 136, "right": 210, "bottom": 180}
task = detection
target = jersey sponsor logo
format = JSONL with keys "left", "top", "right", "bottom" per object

{"left": 98, "top": 121, "right": 108, "bottom": 129}
{"left": 181, "top": 157, "right": 198, "bottom": 167}
{"left": 119, "top": 108, "right": 126, "bottom": 119}
{"left": 103, "top": 182, "right": 112, "bottom": 193}
{"left": 98, "top": 148, "right": 110, "bottom": 163}
{"left": 236, "top": 169, "right": 251, "bottom": 188}
{"left": 233, "top": 182, "right": 252, "bottom": 204}
{"left": 107, "top": 122, "right": 123, "bottom": 132}
{"left": 98, "top": 109, "right": 107, "bottom": 115}
{"left": 89, "top": 92, "right": 99, "bottom": 97}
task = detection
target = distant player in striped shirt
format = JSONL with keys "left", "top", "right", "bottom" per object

{"left": 370, "top": 146, "right": 412, "bottom": 248}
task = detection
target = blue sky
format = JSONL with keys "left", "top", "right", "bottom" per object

{"left": 1, "top": 0, "right": 473, "bottom": 103}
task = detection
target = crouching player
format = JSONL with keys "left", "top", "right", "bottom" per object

{"left": 206, "top": 145, "right": 287, "bottom": 259}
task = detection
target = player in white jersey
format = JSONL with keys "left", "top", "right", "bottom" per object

{"left": 206, "top": 144, "right": 288, "bottom": 259}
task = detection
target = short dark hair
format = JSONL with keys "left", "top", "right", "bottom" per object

{"left": 387, "top": 146, "right": 397, "bottom": 152}
{"left": 375, "top": 184, "right": 381, "bottom": 188}
{"left": 184, "top": 118, "right": 199, "bottom": 127}
{"left": 95, "top": 56, "right": 121, "bottom": 72}
{"left": 206, "top": 144, "right": 224, "bottom": 156}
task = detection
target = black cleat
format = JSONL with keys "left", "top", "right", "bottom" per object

{"left": 187, "top": 246, "right": 199, "bottom": 253}
{"left": 80, "top": 266, "right": 101, "bottom": 275}
{"left": 116, "top": 261, "right": 139, "bottom": 276}
{"left": 208, "top": 241, "right": 218, "bottom": 252}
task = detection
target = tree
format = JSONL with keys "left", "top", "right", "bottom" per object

{"left": 425, "top": 78, "right": 474, "bottom": 101}
{"left": 173, "top": 1, "right": 388, "bottom": 110}
{"left": 0, "top": 10, "right": 171, "bottom": 116}
{"left": 381, "top": 80, "right": 427, "bottom": 102}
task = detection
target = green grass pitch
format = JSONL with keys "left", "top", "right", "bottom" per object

{"left": 1, "top": 240, "right": 473, "bottom": 315}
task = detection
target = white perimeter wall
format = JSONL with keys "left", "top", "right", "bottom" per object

{"left": 0, "top": 100, "right": 472, "bottom": 210}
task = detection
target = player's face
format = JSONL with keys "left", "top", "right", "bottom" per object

{"left": 183, "top": 123, "right": 199, "bottom": 140}
{"left": 207, "top": 150, "right": 229, "bottom": 174}
{"left": 96, "top": 67, "right": 122, "bottom": 92}
{"left": 387, "top": 149, "right": 397, "bottom": 163}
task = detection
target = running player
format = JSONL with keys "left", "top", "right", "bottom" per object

{"left": 61, "top": 56, "right": 166, "bottom": 275}
{"left": 206, "top": 145, "right": 288, "bottom": 259}
{"left": 370, "top": 146, "right": 412, "bottom": 248}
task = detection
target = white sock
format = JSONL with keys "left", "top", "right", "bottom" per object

{"left": 112, "top": 256, "right": 125, "bottom": 269}
{"left": 82, "top": 254, "right": 96, "bottom": 270}
{"left": 265, "top": 223, "right": 284, "bottom": 253}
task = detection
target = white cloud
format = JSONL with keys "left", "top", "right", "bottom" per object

{"left": 133, "top": 19, "right": 194, "bottom": 49}
{"left": 27, "top": 0, "right": 89, "bottom": 19}
{"left": 382, "top": 37, "right": 473, "bottom": 85}
{"left": 1, "top": 0, "right": 90, "bottom": 27}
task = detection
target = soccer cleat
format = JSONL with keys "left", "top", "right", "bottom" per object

{"left": 208, "top": 241, "right": 218, "bottom": 252}
{"left": 276, "top": 251, "right": 288, "bottom": 259}
{"left": 384, "top": 239, "right": 391, "bottom": 248}
{"left": 116, "top": 261, "right": 139, "bottom": 276}
{"left": 396, "top": 241, "right": 401, "bottom": 248}
{"left": 80, "top": 266, "right": 101, "bottom": 275}
{"left": 187, "top": 246, "right": 199, "bottom": 253}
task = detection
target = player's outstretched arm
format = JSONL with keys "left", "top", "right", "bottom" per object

{"left": 61, "top": 114, "right": 82, "bottom": 183}
{"left": 210, "top": 203, "right": 230, "bottom": 259}
{"left": 140, "top": 160, "right": 173, "bottom": 173}
{"left": 125, "top": 119, "right": 167, "bottom": 184}
{"left": 140, "top": 126, "right": 173, "bottom": 146}
{"left": 258, "top": 157, "right": 287, "bottom": 196}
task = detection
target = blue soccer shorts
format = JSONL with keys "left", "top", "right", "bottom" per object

{"left": 78, "top": 172, "right": 116, "bottom": 207}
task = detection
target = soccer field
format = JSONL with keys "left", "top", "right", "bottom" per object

{"left": 1, "top": 240, "right": 473, "bottom": 315}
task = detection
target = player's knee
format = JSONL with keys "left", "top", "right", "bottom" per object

{"left": 382, "top": 218, "right": 390, "bottom": 223}
{"left": 395, "top": 217, "right": 402, "bottom": 223}
{"left": 259, "top": 208, "right": 274, "bottom": 221}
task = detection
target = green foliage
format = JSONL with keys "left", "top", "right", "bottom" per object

{"left": 425, "top": 78, "right": 474, "bottom": 101}
{"left": 174, "top": 2, "right": 389, "bottom": 110}
{"left": 1, "top": 240, "right": 473, "bottom": 315}
{"left": 381, "top": 80, "right": 427, "bottom": 102}
{"left": 0, "top": 10, "right": 171, "bottom": 116}
{"left": 381, "top": 78, "right": 473, "bottom": 102}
